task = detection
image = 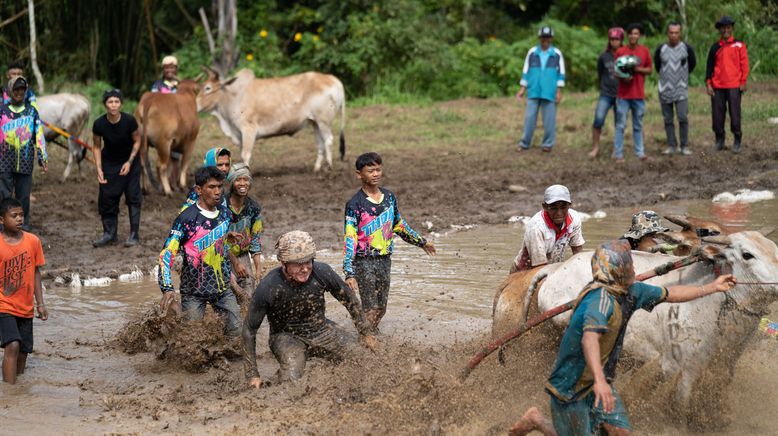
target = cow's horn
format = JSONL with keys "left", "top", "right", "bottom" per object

{"left": 701, "top": 235, "right": 732, "bottom": 246}
{"left": 194, "top": 72, "right": 205, "bottom": 82}
{"left": 200, "top": 65, "right": 218, "bottom": 79}
{"left": 664, "top": 214, "right": 692, "bottom": 230}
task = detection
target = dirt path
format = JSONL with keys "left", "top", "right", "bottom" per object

{"left": 33, "top": 83, "right": 778, "bottom": 278}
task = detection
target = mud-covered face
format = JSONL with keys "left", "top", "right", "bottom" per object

{"left": 357, "top": 163, "right": 382, "bottom": 187}
{"left": 284, "top": 260, "right": 313, "bottom": 284}
{"left": 196, "top": 178, "right": 223, "bottom": 209}
{"left": 232, "top": 176, "right": 251, "bottom": 197}
{"left": 1, "top": 207, "right": 24, "bottom": 233}
{"left": 543, "top": 201, "right": 570, "bottom": 227}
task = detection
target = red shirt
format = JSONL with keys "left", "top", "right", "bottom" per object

{"left": 0, "top": 232, "right": 45, "bottom": 318}
{"left": 707, "top": 37, "right": 749, "bottom": 89}
{"left": 615, "top": 44, "right": 652, "bottom": 100}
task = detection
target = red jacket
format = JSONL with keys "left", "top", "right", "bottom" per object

{"left": 705, "top": 37, "right": 749, "bottom": 89}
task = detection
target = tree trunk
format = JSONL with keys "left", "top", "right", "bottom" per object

{"left": 200, "top": 0, "right": 238, "bottom": 78}
{"left": 28, "top": 0, "right": 45, "bottom": 93}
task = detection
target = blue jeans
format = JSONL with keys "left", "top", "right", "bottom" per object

{"left": 592, "top": 95, "right": 617, "bottom": 129}
{"left": 519, "top": 98, "right": 557, "bottom": 149}
{"left": 181, "top": 291, "right": 242, "bottom": 337}
{"left": 615, "top": 98, "right": 646, "bottom": 159}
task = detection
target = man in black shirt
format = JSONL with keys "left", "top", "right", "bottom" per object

{"left": 242, "top": 231, "right": 377, "bottom": 387}
{"left": 92, "top": 89, "right": 142, "bottom": 247}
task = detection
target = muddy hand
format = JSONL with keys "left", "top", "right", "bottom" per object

{"left": 249, "top": 377, "right": 262, "bottom": 389}
{"left": 346, "top": 277, "right": 359, "bottom": 293}
{"left": 226, "top": 231, "right": 245, "bottom": 245}
{"left": 160, "top": 292, "right": 177, "bottom": 313}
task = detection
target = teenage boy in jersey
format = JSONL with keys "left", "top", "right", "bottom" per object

{"left": 343, "top": 152, "right": 436, "bottom": 332}
{"left": 158, "top": 166, "right": 241, "bottom": 337}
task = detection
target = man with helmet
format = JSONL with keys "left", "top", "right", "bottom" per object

{"left": 242, "top": 231, "right": 377, "bottom": 387}
{"left": 613, "top": 23, "right": 652, "bottom": 162}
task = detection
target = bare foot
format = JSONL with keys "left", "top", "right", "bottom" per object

{"left": 588, "top": 147, "right": 599, "bottom": 158}
{"left": 508, "top": 407, "right": 544, "bottom": 436}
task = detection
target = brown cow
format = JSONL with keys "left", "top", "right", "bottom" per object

{"left": 135, "top": 80, "right": 200, "bottom": 195}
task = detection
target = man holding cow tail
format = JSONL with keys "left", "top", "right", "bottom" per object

{"left": 92, "top": 89, "right": 143, "bottom": 248}
{"left": 508, "top": 240, "right": 737, "bottom": 436}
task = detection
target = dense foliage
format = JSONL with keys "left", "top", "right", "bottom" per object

{"left": 1, "top": 0, "right": 777, "bottom": 102}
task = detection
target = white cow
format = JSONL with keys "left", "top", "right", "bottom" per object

{"left": 493, "top": 231, "right": 778, "bottom": 414}
{"left": 196, "top": 68, "right": 346, "bottom": 171}
{"left": 37, "top": 93, "right": 90, "bottom": 181}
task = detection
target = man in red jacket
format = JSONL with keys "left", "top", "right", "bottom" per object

{"left": 705, "top": 16, "right": 749, "bottom": 153}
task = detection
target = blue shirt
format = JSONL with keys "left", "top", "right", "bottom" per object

{"left": 520, "top": 44, "right": 566, "bottom": 102}
{"left": 545, "top": 282, "right": 667, "bottom": 402}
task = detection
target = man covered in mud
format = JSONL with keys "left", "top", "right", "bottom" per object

{"left": 508, "top": 240, "right": 737, "bottom": 436}
{"left": 158, "top": 166, "right": 242, "bottom": 337}
{"left": 512, "top": 184, "right": 584, "bottom": 272}
{"left": 243, "top": 231, "right": 377, "bottom": 387}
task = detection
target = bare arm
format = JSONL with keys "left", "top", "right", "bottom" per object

{"left": 120, "top": 130, "right": 141, "bottom": 176}
{"left": 93, "top": 135, "right": 107, "bottom": 184}
{"left": 666, "top": 274, "right": 736, "bottom": 303}
{"left": 582, "top": 331, "right": 614, "bottom": 413}
{"left": 34, "top": 267, "right": 48, "bottom": 320}
{"left": 252, "top": 253, "right": 262, "bottom": 282}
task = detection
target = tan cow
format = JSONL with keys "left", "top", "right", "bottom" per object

{"left": 135, "top": 80, "right": 200, "bottom": 195}
{"left": 196, "top": 68, "right": 346, "bottom": 170}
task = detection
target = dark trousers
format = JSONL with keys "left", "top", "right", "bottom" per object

{"left": 661, "top": 99, "right": 689, "bottom": 149}
{"left": 711, "top": 88, "right": 742, "bottom": 141}
{"left": 0, "top": 172, "right": 33, "bottom": 229}
{"left": 98, "top": 161, "right": 142, "bottom": 226}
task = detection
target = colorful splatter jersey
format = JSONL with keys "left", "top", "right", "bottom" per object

{"left": 0, "top": 103, "right": 47, "bottom": 174}
{"left": 150, "top": 80, "right": 178, "bottom": 94}
{"left": 158, "top": 204, "right": 232, "bottom": 296}
{"left": 343, "top": 188, "right": 426, "bottom": 278}
{"left": 227, "top": 197, "right": 263, "bottom": 257}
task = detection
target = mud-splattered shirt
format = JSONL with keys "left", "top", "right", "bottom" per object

{"left": 158, "top": 203, "right": 232, "bottom": 296}
{"left": 343, "top": 188, "right": 426, "bottom": 278}
{"left": 545, "top": 283, "right": 667, "bottom": 402}
{"left": 227, "top": 197, "right": 263, "bottom": 257}
{"left": 242, "top": 262, "right": 370, "bottom": 379}
{"left": 0, "top": 103, "right": 47, "bottom": 174}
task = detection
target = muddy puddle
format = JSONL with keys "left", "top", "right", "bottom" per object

{"left": 1, "top": 198, "right": 777, "bottom": 434}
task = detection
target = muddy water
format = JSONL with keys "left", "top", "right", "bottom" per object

{"left": 1, "top": 198, "right": 777, "bottom": 434}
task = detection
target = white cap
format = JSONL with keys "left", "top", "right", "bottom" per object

{"left": 544, "top": 184, "right": 571, "bottom": 204}
{"left": 161, "top": 55, "right": 178, "bottom": 67}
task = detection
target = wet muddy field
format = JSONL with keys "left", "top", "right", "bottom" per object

{"left": 3, "top": 85, "right": 778, "bottom": 434}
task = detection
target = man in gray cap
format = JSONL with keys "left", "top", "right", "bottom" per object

{"left": 512, "top": 184, "right": 585, "bottom": 272}
{"left": 516, "top": 26, "right": 566, "bottom": 153}
{"left": 242, "top": 231, "right": 377, "bottom": 388}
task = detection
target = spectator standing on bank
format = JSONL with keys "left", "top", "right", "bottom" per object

{"left": 655, "top": 22, "right": 697, "bottom": 156}
{"left": 705, "top": 16, "right": 749, "bottom": 153}
{"left": 614, "top": 23, "right": 652, "bottom": 162}
{"left": 516, "top": 26, "right": 565, "bottom": 153}
{"left": 589, "top": 28, "right": 624, "bottom": 158}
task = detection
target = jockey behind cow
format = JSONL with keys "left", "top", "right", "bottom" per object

{"left": 508, "top": 240, "right": 737, "bottom": 436}
{"left": 621, "top": 210, "right": 674, "bottom": 253}
{"left": 151, "top": 55, "right": 182, "bottom": 183}
{"left": 511, "top": 184, "right": 584, "bottom": 273}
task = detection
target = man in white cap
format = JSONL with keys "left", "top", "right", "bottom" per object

{"left": 242, "top": 230, "right": 377, "bottom": 388}
{"left": 150, "top": 55, "right": 180, "bottom": 94}
{"left": 511, "top": 184, "right": 585, "bottom": 272}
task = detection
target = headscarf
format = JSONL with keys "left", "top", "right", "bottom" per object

{"left": 203, "top": 147, "right": 231, "bottom": 168}
{"left": 574, "top": 240, "right": 635, "bottom": 311}
{"left": 227, "top": 162, "right": 252, "bottom": 185}
{"left": 607, "top": 27, "right": 625, "bottom": 52}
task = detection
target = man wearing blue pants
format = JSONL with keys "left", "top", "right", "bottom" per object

{"left": 517, "top": 26, "right": 565, "bottom": 153}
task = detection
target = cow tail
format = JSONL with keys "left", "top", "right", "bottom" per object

{"left": 140, "top": 99, "right": 160, "bottom": 192}
{"left": 339, "top": 91, "right": 346, "bottom": 161}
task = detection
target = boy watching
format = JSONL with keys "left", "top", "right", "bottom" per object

{"left": 158, "top": 166, "right": 242, "bottom": 337}
{"left": 343, "top": 152, "right": 436, "bottom": 332}
{"left": 614, "top": 23, "right": 652, "bottom": 162}
{"left": 0, "top": 198, "right": 47, "bottom": 384}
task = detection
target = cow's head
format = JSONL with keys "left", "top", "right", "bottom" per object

{"left": 720, "top": 231, "right": 778, "bottom": 312}
{"left": 196, "top": 66, "right": 238, "bottom": 112}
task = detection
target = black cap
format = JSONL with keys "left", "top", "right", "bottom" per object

{"left": 538, "top": 26, "right": 554, "bottom": 38}
{"left": 102, "top": 88, "right": 123, "bottom": 104}
{"left": 11, "top": 76, "right": 28, "bottom": 90}
{"left": 715, "top": 16, "right": 735, "bottom": 29}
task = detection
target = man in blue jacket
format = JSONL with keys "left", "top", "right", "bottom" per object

{"left": 517, "top": 26, "right": 565, "bottom": 153}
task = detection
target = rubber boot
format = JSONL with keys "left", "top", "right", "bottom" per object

{"left": 93, "top": 216, "right": 118, "bottom": 248}
{"left": 124, "top": 205, "right": 141, "bottom": 247}
{"left": 714, "top": 135, "right": 725, "bottom": 151}
{"left": 732, "top": 136, "right": 742, "bottom": 154}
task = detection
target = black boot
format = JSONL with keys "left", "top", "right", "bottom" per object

{"left": 124, "top": 205, "right": 141, "bottom": 247}
{"left": 93, "top": 216, "right": 118, "bottom": 248}
{"left": 732, "top": 136, "right": 742, "bottom": 154}
{"left": 714, "top": 136, "right": 725, "bottom": 151}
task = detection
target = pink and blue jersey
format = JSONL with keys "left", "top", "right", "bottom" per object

{"left": 343, "top": 188, "right": 425, "bottom": 278}
{"left": 0, "top": 103, "right": 47, "bottom": 174}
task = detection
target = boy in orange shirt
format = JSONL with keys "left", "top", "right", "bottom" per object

{"left": 0, "top": 197, "right": 47, "bottom": 384}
